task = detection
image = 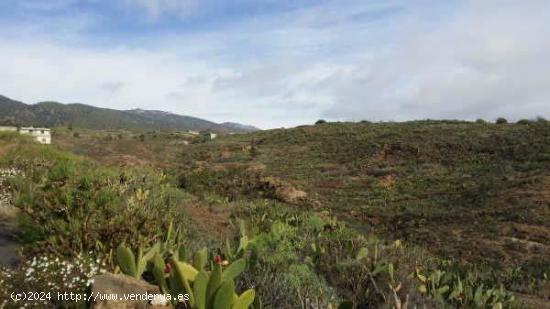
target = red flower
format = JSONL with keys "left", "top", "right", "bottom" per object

{"left": 213, "top": 255, "right": 222, "bottom": 264}
{"left": 164, "top": 262, "right": 172, "bottom": 274}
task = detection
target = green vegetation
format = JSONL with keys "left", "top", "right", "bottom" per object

{"left": 0, "top": 120, "right": 548, "bottom": 308}
{"left": 176, "top": 120, "right": 550, "bottom": 306}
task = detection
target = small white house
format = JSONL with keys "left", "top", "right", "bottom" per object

{"left": 19, "top": 127, "right": 51, "bottom": 144}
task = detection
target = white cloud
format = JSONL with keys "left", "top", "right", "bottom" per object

{"left": 0, "top": 0, "right": 548, "bottom": 129}
{"left": 124, "top": 0, "right": 198, "bottom": 19}
{"left": 320, "top": 0, "right": 550, "bottom": 121}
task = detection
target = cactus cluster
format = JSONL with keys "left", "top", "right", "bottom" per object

{"left": 163, "top": 254, "right": 255, "bottom": 309}
{"left": 414, "top": 268, "right": 515, "bottom": 308}
{"left": 115, "top": 221, "right": 257, "bottom": 308}
{"left": 224, "top": 220, "right": 258, "bottom": 262}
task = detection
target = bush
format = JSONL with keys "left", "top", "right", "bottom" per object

{"left": 475, "top": 119, "right": 486, "bottom": 124}
{"left": 72, "top": 132, "right": 80, "bottom": 138}
{"left": 516, "top": 119, "right": 531, "bottom": 125}
{"left": 5, "top": 144, "right": 190, "bottom": 259}
{"left": 315, "top": 119, "right": 327, "bottom": 125}
{"left": 495, "top": 117, "right": 508, "bottom": 124}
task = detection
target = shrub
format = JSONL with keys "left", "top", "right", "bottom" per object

{"left": 5, "top": 144, "right": 189, "bottom": 259}
{"left": 315, "top": 119, "right": 327, "bottom": 125}
{"left": 516, "top": 119, "right": 531, "bottom": 125}
{"left": 495, "top": 118, "right": 508, "bottom": 124}
{"left": 72, "top": 132, "right": 80, "bottom": 138}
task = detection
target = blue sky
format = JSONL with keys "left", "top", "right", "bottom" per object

{"left": 0, "top": 0, "right": 548, "bottom": 128}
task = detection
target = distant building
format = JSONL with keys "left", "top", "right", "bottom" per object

{"left": 18, "top": 127, "right": 52, "bottom": 144}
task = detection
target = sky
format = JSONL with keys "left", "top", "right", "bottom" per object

{"left": 0, "top": 0, "right": 548, "bottom": 129}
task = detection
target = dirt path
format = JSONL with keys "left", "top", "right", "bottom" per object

{"left": 0, "top": 215, "right": 19, "bottom": 266}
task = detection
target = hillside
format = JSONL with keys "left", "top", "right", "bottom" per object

{"left": 0, "top": 95, "right": 259, "bottom": 133}
{"left": 2, "top": 122, "right": 550, "bottom": 308}
{"left": 175, "top": 120, "right": 550, "bottom": 300}
{"left": 0, "top": 129, "right": 525, "bottom": 308}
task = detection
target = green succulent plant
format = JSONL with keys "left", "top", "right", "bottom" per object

{"left": 115, "top": 243, "right": 160, "bottom": 279}
{"left": 152, "top": 252, "right": 255, "bottom": 309}
{"left": 414, "top": 268, "right": 515, "bottom": 308}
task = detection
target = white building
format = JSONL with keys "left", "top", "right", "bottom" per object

{"left": 19, "top": 127, "right": 52, "bottom": 144}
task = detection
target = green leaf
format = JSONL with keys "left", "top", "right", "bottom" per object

{"left": 177, "top": 246, "right": 186, "bottom": 262}
{"left": 207, "top": 263, "right": 223, "bottom": 309}
{"left": 213, "top": 280, "right": 235, "bottom": 309}
{"left": 143, "top": 242, "right": 161, "bottom": 262}
{"left": 194, "top": 247, "right": 208, "bottom": 271}
{"left": 237, "top": 235, "right": 249, "bottom": 253}
{"left": 437, "top": 285, "right": 449, "bottom": 295}
{"left": 372, "top": 264, "right": 387, "bottom": 276}
{"left": 152, "top": 253, "right": 169, "bottom": 294}
{"left": 116, "top": 244, "right": 137, "bottom": 278}
{"left": 238, "top": 220, "right": 247, "bottom": 238}
{"left": 137, "top": 242, "right": 160, "bottom": 276}
{"left": 474, "top": 284, "right": 484, "bottom": 305}
{"left": 179, "top": 262, "right": 199, "bottom": 282}
{"left": 356, "top": 247, "right": 369, "bottom": 261}
{"left": 194, "top": 271, "right": 209, "bottom": 309}
{"left": 232, "top": 289, "right": 255, "bottom": 309}
{"left": 222, "top": 259, "right": 246, "bottom": 282}
{"left": 388, "top": 263, "right": 394, "bottom": 282}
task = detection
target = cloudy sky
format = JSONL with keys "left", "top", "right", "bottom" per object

{"left": 0, "top": 0, "right": 548, "bottom": 128}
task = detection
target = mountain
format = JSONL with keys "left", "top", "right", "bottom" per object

{"left": 0, "top": 95, "right": 259, "bottom": 133}
{"left": 220, "top": 122, "right": 260, "bottom": 132}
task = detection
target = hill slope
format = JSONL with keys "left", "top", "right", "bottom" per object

{"left": 0, "top": 95, "right": 259, "bottom": 133}
{"left": 178, "top": 121, "right": 550, "bottom": 278}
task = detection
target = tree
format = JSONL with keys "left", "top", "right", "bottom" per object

{"left": 315, "top": 119, "right": 327, "bottom": 125}
{"left": 496, "top": 117, "right": 508, "bottom": 124}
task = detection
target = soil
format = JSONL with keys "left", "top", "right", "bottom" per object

{"left": 0, "top": 218, "right": 19, "bottom": 266}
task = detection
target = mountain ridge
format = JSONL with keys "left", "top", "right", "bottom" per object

{"left": 0, "top": 95, "right": 260, "bottom": 133}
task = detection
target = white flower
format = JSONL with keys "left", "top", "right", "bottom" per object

{"left": 151, "top": 294, "right": 168, "bottom": 306}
